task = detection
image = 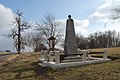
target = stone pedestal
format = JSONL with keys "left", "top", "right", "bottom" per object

{"left": 44, "top": 50, "right": 48, "bottom": 62}
{"left": 82, "top": 51, "right": 87, "bottom": 61}
{"left": 55, "top": 51, "right": 60, "bottom": 64}
{"left": 64, "top": 15, "right": 77, "bottom": 55}
{"left": 103, "top": 48, "right": 108, "bottom": 59}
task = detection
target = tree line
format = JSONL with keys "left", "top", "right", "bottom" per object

{"left": 76, "top": 30, "right": 120, "bottom": 49}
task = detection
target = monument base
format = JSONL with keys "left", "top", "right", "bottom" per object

{"left": 64, "top": 45, "right": 78, "bottom": 55}
{"left": 39, "top": 58, "right": 111, "bottom": 70}
{"left": 39, "top": 49, "right": 111, "bottom": 70}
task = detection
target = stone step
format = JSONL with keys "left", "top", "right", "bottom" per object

{"left": 63, "top": 56, "right": 82, "bottom": 60}
{"left": 61, "top": 58, "right": 82, "bottom": 63}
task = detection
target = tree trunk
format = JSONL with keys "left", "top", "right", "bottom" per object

{"left": 18, "top": 19, "right": 21, "bottom": 54}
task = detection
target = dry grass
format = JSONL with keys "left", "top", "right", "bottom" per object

{"left": 0, "top": 52, "right": 12, "bottom": 55}
{"left": 0, "top": 47, "right": 120, "bottom": 80}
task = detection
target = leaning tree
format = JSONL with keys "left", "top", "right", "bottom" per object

{"left": 6, "top": 10, "right": 31, "bottom": 53}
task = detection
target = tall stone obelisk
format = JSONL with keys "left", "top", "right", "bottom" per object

{"left": 64, "top": 15, "right": 78, "bottom": 55}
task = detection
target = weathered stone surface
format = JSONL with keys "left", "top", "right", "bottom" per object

{"left": 64, "top": 15, "right": 78, "bottom": 55}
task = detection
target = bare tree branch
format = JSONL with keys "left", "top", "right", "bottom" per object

{"left": 4, "top": 10, "right": 31, "bottom": 53}
{"left": 35, "top": 13, "right": 63, "bottom": 48}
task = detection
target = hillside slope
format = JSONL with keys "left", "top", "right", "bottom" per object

{"left": 0, "top": 47, "right": 120, "bottom": 80}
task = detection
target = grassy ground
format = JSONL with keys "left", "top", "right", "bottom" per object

{"left": 0, "top": 47, "right": 120, "bottom": 80}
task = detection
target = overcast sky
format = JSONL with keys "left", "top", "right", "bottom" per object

{"left": 0, "top": 0, "right": 120, "bottom": 52}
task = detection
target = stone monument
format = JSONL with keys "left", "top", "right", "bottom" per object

{"left": 64, "top": 15, "right": 78, "bottom": 55}
{"left": 39, "top": 15, "right": 111, "bottom": 70}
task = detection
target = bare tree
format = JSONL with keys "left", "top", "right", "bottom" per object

{"left": 76, "top": 33, "right": 89, "bottom": 49}
{"left": 111, "top": 6, "right": 120, "bottom": 20}
{"left": 35, "top": 13, "right": 63, "bottom": 48}
{"left": 6, "top": 10, "right": 30, "bottom": 53}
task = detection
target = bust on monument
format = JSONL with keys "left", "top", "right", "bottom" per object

{"left": 64, "top": 15, "right": 78, "bottom": 55}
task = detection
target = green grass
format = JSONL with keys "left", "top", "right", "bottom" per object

{"left": 0, "top": 47, "right": 120, "bottom": 80}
